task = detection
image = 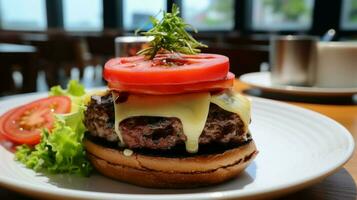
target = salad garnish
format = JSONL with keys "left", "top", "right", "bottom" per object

{"left": 15, "top": 80, "right": 92, "bottom": 176}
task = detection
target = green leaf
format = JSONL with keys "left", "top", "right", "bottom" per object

{"left": 49, "top": 80, "right": 85, "bottom": 97}
{"left": 67, "top": 80, "right": 86, "bottom": 96}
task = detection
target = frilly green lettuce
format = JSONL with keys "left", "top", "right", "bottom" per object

{"left": 49, "top": 80, "right": 85, "bottom": 97}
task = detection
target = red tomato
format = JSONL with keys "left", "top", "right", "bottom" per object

{"left": 104, "top": 53, "right": 229, "bottom": 85}
{"left": 108, "top": 72, "right": 235, "bottom": 95}
{"left": 0, "top": 111, "right": 11, "bottom": 146}
{"left": 0, "top": 112, "right": 16, "bottom": 152}
{"left": 0, "top": 96, "right": 71, "bottom": 145}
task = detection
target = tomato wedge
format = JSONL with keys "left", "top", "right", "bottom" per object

{"left": 108, "top": 72, "right": 235, "bottom": 95}
{"left": 104, "top": 53, "right": 229, "bottom": 85}
{"left": 0, "top": 96, "right": 71, "bottom": 145}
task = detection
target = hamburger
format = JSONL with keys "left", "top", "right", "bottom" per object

{"left": 83, "top": 5, "right": 257, "bottom": 188}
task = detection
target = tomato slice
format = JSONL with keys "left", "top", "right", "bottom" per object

{"left": 108, "top": 72, "right": 235, "bottom": 95}
{"left": 0, "top": 96, "right": 71, "bottom": 145}
{"left": 0, "top": 110, "right": 17, "bottom": 152}
{"left": 104, "top": 53, "right": 229, "bottom": 85}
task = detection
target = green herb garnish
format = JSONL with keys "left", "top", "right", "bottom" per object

{"left": 137, "top": 4, "right": 207, "bottom": 59}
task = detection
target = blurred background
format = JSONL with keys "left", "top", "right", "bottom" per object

{"left": 0, "top": 0, "right": 356, "bottom": 96}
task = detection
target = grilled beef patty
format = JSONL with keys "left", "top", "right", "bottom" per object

{"left": 84, "top": 93, "right": 250, "bottom": 150}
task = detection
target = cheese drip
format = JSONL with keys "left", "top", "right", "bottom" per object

{"left": 112, "top": 90, "right": 251, "bottom": 153}
{"left": 211, "top": 90, "right": 251, "bottom": 133}
{"left": 113, "top": 92, "right": 211, "bottom": 153}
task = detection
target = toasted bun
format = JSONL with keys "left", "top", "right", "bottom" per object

{"left": 84, "top": 139, "right": 258, "bottom": 188}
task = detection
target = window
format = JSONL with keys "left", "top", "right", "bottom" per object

{"left": 63, "top": 0, "right": 103, "bottom": 31}
{"left": 182, "top": 0, "right": 234, "bottom": 30}
{"left": 341, "top": 0, "right": 357, "bottom": 30}
{"left": 251, "top": 0, "right": 315, "bottom": 31}
{"left": 0, "top": 0, "right": 47, "bottom": 30}
{"left": 123, "top": 0, "right": 166, "bottom": 30}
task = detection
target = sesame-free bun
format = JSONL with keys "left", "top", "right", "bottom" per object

{"left": 84, "top": 139, "right": 258, "bottom": 188}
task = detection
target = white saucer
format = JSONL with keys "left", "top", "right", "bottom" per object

{"left": 240, "top": 72, "right": 357, "bottom": 97}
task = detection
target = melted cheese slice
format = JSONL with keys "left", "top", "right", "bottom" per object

{"left": 113, "top": 92, "right": 211, "bottom": 153}
{"left": 211, "top": 90, "right": 251, "bottom": 133}
{"left": 112, "top": 90, "right": 251, "bottom": 153}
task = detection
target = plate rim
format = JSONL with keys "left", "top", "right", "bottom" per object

{"left": 0, "top": 95, "right": 354, "bottom": 200}
{"left": 240, "top": 72, "right": 357, "bottom": 96}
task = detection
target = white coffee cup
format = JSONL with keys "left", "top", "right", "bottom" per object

{"left": 316, "top": 42, "right": 357, "bottom": 88}
{"left": 270, "top": 35, "right": 318, "bottom": 86}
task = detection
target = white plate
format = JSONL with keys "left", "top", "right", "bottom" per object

{"left": 240, "top": 72, "right": 357, "bottom": 96}
{"left": 0, "top": 93, "right": 354, "bottom": 200}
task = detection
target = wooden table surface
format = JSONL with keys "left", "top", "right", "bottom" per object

{"left": 0, "top": 80, "right": 356, "bottom": 199}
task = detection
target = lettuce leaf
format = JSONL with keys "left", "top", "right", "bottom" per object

{"left": 49, "top": 80, "right": 85, "bottom": 97}
{"left": 15, "top": 81, "right": 92, "bottom": 176}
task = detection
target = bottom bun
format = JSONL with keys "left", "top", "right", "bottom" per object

{"left": 84, "top": 139, "right": 258, "bottom": 188}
